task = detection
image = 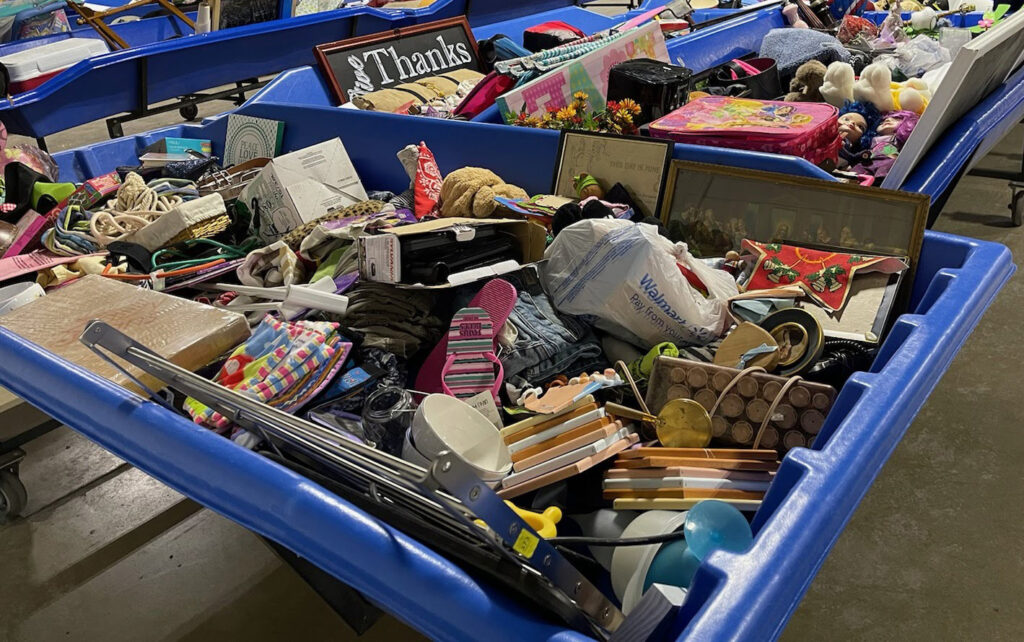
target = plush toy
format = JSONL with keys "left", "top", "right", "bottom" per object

{"left": 821, "top": 62, "right": 855, "bottom": 108}
{"left": 892, "top": 77, "right": 930, "bottom": 114}
{"left": 573, "top": 173, "right": 604, "bottom": 200}
{"left": 785, "top": 60, "right": 827, "bottom": 102}
{"left": 439, "top": 167, "right": 528, "bottom": 218}
{"left": 853, "top": 63, "right": 896, "bottom": 112}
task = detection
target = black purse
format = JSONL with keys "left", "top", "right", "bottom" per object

{"left": 607, "top": 58, "right": 693, "bottom": 125}
{"left": 704, "top": 58, "right": 782, "bottom": 100}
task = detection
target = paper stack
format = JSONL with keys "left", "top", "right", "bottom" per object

{"left": 498, "top": 396, "right": 638, "bottom": 499}
{"left": 603, "top": 448, "right": 779, "bottom": 512}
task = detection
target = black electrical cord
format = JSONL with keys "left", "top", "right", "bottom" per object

{"left": 552, "top": 532, "right": 688, "bottom": 548}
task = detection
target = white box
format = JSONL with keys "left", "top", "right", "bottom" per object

{"left": 240, "top": 138, "right": 367, "bottom": 243}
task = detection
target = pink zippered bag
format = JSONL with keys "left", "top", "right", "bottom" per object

{"left": 649, "top": 96, "right": 841, "bottom": 169}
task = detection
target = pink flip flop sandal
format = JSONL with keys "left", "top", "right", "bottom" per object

{"left": 441, "top": 307, "right": 504, "bottom": 403}
{"left": 415, "top": 278, "right": 517, "bottom": 394}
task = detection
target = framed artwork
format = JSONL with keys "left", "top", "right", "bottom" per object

{"left": 661, "top": 160, "right": 926, "bottom": 319}
{"left": 314, "top": 17, "right": 479, "bottom": 105}
{"left": 660, "top": 159, "right": 928, "bottom": 262}
{"left": 496, "top": 21, "right": 668, "bottom": 123}
{"left": 552, "top": 130, "right": 673, "bottom": 218}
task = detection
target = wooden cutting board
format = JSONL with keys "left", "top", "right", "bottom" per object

{"left": 617, "top": 447, "right": 778, "bottom": 461}
{"left": 613, "top": 456, "right": 778, "bottom": 471}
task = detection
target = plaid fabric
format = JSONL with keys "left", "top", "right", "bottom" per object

{"left": 185, "top": 315, "right": 347, "bottom": 432}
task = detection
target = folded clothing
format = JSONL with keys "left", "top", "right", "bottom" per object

{"left": 339, "top": 282, "right": 447, "bottom": 358}
{"left": 451, "top": 271, "right": 606, "bottom": 390}
{"left": 185, "top": 315, "right": 350, "bottom": 436}
{"left": 353, "top": 70, "right": 485, "bottom": 112}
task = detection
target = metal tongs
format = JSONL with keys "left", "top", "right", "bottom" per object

{"left": 79, "top": 320, "right": 624, "bottom": 638}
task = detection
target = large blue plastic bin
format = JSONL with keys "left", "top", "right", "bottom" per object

{"left": 240, "top": 3, "right": 1024, "bottom": 213}
{"left": 0, "top": 0, "right": 597, "bottom": 139}
{"left": 0, "top": 10, "right": 196, "bottom": 54}
{"left": 8, "top": 104, "right": 1015, "bottom": 640}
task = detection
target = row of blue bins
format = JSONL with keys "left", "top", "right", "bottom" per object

{"left": 0, "top": 2, "right": 1018, "bottom": 639}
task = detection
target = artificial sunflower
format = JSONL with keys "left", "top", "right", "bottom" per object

{"left": 618, "top": 98, "right": 642, "bottom": 115}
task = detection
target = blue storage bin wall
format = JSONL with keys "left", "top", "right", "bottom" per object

{"left": 352, "top": 0, "right": 581, "bottom": 35}
{"left": 29, "top": 104, "right": 1015, "bottom": 640}
{"left": 238, "top": 4, "right": 787, "bottom": 125}
{"left": 0, "top": 7, "right": 371, "bottom": 138}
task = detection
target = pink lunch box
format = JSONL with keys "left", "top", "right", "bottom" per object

{"left": 648, "top": 96, "right": 841, "bottom": 169}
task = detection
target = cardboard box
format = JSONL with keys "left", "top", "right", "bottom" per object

{"left": 240, "top": 138, "right": 367, "bottom": 244}
{"left": 357, "top": 217, "right": 546, "bottom": 288}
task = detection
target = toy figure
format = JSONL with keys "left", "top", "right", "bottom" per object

{"left": 785, "top": 61, "right": 827, "bottom": 102}
{"left": 821, "top": 62, "right": 855, "bottom": 108}
{"left": 573, "top": 173, "right": 604, "bottom": 200}
{"left": 837, "top": 101, "right": 881, "bottom": 169}
{"left": 852, "top": 110, "right": 920, "bottom": 178}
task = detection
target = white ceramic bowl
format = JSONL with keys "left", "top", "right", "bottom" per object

{"left": 411, "top": 394, "right": 511, "bottom": 481}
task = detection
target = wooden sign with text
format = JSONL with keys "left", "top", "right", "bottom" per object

{"left": 314, "top": 16, "right": 480, "bottom": 105}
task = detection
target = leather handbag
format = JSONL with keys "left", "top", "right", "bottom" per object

{"left": 704, "top": 57, "right": 781, "bottom": 100}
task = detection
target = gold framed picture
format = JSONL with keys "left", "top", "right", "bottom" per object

{"left": 659, "top": 160, "right": 928, "bottom": 270}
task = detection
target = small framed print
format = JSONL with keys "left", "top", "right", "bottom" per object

{"left": 552, "top": 130, "right": 673, "bottom": 218}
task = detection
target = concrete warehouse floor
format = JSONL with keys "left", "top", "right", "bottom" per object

{"left": 2, "top": 88, "right": 1024, "bottom": 640}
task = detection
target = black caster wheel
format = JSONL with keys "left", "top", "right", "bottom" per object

{"left": 0, "top": 470, "right": 27, "bottom": 524}
{"left": 179, "top": 102, "right": 200, "bottom": 121}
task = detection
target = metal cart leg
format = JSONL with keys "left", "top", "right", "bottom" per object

{"left": 1009, "top": 182, "right": 1024, "bottom": 227}
{"left": 967, "top": 117, "right": 1024, "bottom": 226}
{"left": 104, "top": 78, "right": 269, "bottom": 139}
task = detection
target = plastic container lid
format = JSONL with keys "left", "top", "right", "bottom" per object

{"left": 0, "top": 38, "right": 109, "bottom": 82}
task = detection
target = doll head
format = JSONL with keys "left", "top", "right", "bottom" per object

{"left": 877, "top": 110, "right": 920, "bottom": 145}
{"left": 838, "top": 101, "right": 881, "bottom": 150}
{"left": 838, "top": 112, "right": 867, "bottom": 145}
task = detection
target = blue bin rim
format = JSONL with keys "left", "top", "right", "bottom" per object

{"left": 0, "top": 228, "right": 1011, "bottom": 641}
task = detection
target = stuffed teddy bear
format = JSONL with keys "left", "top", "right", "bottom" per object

{"left": 821, "top": 62, "right": 855, "bottom": 108}
{"left": 439, "top": 167, "right": 528, "bottom": 218}
{"left": 785, "top": 60, "right": 827, "bottom": 102}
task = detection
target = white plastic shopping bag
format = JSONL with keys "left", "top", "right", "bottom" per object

{"left": 542, "top": 219, "right": 736, "bottom": 348}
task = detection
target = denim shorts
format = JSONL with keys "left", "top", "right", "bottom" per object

{"left": 501, "top": 289, "right": 606, "bottom": 386}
